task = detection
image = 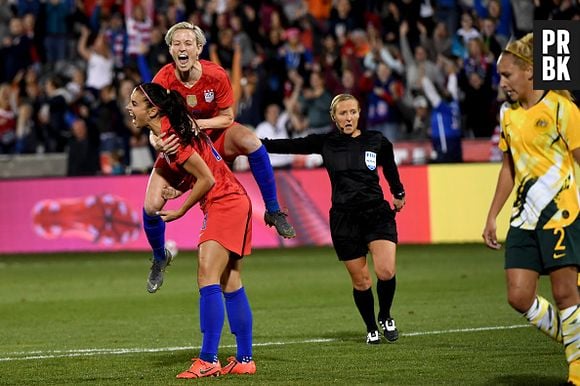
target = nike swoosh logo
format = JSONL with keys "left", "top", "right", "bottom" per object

{"left": 553, "top": 253, "right": 566, "bottom": 259}
{"left": 199, "top": 366, "right": 217, "bottom": 375}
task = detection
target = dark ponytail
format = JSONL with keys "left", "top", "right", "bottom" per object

{"left": 139, "top": 83, "right": 200, "bottom": 144}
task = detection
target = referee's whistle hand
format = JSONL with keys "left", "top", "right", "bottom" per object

{"left": 393, "top": 198, "right": 405, "bottom": 212}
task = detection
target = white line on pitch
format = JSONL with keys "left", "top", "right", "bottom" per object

{"left": 0, "top": 324, "right": 530, "bottom": 362}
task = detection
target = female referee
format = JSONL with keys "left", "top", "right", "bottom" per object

{"left": 482, "top": 33, "right": 580, "bottom": 385}
{"left": 262, "top": 93, "right": 406, "bottom": 344}
{"left": 127, "top": 82, "right": 256, "bottom": 377}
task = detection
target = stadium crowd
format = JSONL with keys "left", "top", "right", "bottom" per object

{"left": 0, "top": 0, "right": 579, "bottom": 175}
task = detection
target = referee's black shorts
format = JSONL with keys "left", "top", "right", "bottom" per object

{"left": 329, "top": 200, "right": 398, "bottom": 261}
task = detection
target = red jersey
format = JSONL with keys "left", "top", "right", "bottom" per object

{"left": 153, "top": 60, "right": 234, "bottom": 120}
{"left": 156, "top": 117, "right": 246, "bottom": 212}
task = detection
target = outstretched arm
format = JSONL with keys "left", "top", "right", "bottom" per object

{"left": 482, "top": 152, "right": 515, "bottom": 249}
{"left": 262, "top": 134, "right": 325, "bottom": 155}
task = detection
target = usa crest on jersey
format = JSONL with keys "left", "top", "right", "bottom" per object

{"left": 204, "top": 89, "right": 215, "bottom": 103}
{"left": 365, "top": 151, "right": 377, "bottom": 170}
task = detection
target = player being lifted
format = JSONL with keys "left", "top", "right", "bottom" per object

{"left": 142, "top": 22, "right": 295, "bottom": 292}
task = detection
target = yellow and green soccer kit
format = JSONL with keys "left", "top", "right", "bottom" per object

{"left": 499, "top": 91, "right": 580, "bottom": 230}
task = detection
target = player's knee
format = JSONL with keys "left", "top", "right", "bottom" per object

{"left": 228, "top": 124, "right": 261, "bottom": 154}
{"left": 551, "top": 283, "right": 579, "bottom": 309}
{"left": 507, "top": 291, "right": 534, "bottom": 313}
{"left": 241, "top": 134, "right": 261, "bottom": 154}
{"left": 351, "top": 275, "right": 372, "bottom": 290}
{"left": 143, "top": 202, "right": 160, "bottom": 216}
{"left": 375, "top": 267, "right": 395, "bottom": 281}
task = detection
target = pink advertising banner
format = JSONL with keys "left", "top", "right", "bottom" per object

{"left": 0, "top": 167, "right": 427, "bottom": 254}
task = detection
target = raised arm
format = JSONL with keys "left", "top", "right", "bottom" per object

{"left": 77, "top": 25, "right": 92, "bottom": 61}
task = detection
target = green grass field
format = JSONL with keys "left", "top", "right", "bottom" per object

{"left": 0, "top": 244, "right": 567, "bottom": 385}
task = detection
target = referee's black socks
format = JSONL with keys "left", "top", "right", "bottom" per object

{"left": 377, "top": 276, "right": 396, "bottom": 321}
{"left": 353, "top": 287, "right": 379, "bottom": 332}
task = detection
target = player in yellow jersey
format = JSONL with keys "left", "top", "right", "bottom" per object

{"left": 482, "top": 33, "right": 580, "bottom": 385}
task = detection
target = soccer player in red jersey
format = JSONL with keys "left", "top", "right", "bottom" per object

{"left": 127, "top": 82, "right": 257, "bottom": 377}
{"left": 151, "top": 21, "right": 295, "bottom": 239}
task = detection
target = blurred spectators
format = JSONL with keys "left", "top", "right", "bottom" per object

{"left": 41, "top": 74, "right": 70, "bottom": 153}
{"left": 366, "top": 62, "right": 406, "bottom": 142}
{"left": 421, "top": 69, "right": 462, "bottom": 163}
{"left": 236, "top": 69, "right": 263, "bottom": 128}
{"left": 125, "top": 0, "right": 153, "bottom": 66}
{"left": 459, "top": 38, "right": 497, "bottom": 138}
{"left": 44, "top": 0, "right": 71, "bottom": 70}
{"left": 92, "top": 84, "right": 128, "bottom": 174}
{"left": 0, "top": 17, "right": 34, "bottom": 84}
{"left": 451, "top": 11, "right": 480, "bottom": 59}
{"left": 1, "top": 0, "right": 573, "bottom": 174}
{"left": 254, "top": 103, "right": 293, "bottom": 169}
{"left": 298, "top": 70, "right": 333, "bottom": 136}
{"left": 67, "top": 117, "right": 100, "bottom": 176}
{"left": 77, "top": 25, "right": 114, "bottom": 98}
{"left": 0, "top": 83, "right": 17, "bottom": 154}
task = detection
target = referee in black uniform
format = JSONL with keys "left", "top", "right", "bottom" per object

{"left": 262, "top": 93, "right": 406, "bottom": 344}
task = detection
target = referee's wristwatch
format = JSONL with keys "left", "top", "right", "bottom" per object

{"left": 394, "top": 191, "right": 405, "bottom": 200}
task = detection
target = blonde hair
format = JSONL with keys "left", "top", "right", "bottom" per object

{"left": 502, "top": 33, "right": 574, "bottom": 101}
{"left": 329, "top": 93, "right": 359, "bottom": 120}
{"left": 165, "top": 22, "right": 206, "bottom": 48}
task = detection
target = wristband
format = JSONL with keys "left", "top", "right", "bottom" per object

{"left": 394, "top": 191, "right": 405, "bottom": 200}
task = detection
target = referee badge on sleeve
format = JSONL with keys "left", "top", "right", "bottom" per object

{"left": 365, "top": 151, "right": 377, "bottom": 171}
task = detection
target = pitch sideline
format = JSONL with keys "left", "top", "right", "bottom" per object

{"left": 0, "top": 324, "right": 530, "bottom": 362}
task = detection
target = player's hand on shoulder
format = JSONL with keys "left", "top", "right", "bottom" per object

{"left": 158, "top": 132, "right": 180, "bottom": 154}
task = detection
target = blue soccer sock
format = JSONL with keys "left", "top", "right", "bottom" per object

{"left": 199, "top": 284, "right": 224, "bottom": 363}
{"left": 142, "top": 208, "right": 166, "bottom": 261}
{"left": 248, "top": 145, "right": 280, "bottom": 213}
{"left": 224, "top": 287, "right": 253, "bottom": 362}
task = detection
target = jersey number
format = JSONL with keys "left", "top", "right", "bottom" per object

{"left": 552, "top": 228, "right": 566, "bottom": 259}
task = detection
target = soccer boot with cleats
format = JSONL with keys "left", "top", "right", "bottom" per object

{"left": 366, "top": 330, "right": 381, "bottom": 344}
{"left": 379, "top": 318, "right": 399, "bottom": 342}
{"left": 147, "top": 248, "right": 174, "bottom": 293}
{"left": 264, "top": 210, "right": 296, "bottom": 239}
{"left": 221, "top": 356, "right": 256, "bottom": 375}
{"left": 176, "top": 358, "right": 221, "bottom": 378}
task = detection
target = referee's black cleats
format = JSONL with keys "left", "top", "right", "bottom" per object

{"left": 379, "top": 318, "right": 399, "bottom": 342}
{"left": 366, "top": 330, "right": 381, "bottom": 344}
{"left": 264, "top": 210, "right": 296, "bottom": 239}
{"left": 147, "top": 248, "right": 174, "bottom": 293}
